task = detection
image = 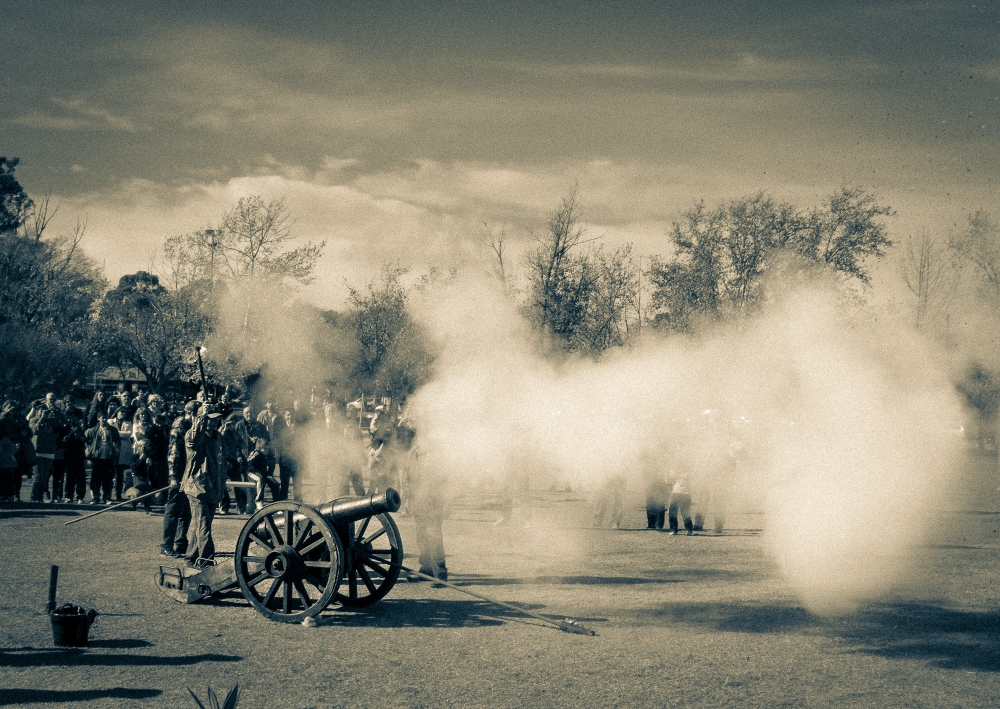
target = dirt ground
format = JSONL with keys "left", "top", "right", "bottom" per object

{"left": 2, "top": 454, "right": 1000, "bottom": 709}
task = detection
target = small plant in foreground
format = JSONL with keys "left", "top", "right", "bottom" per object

{"left": 187, "top": 684, "right": 240, "bottom": 709}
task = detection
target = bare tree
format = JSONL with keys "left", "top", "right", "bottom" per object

{"left": 950, "top": 211, "right": 1000, "bottom": 298}
{"left": 899, "top": 229, "right": 959, "bottom": 333}
{"left": 220, "top": 196, "right": 324, "bottom": 284}
{"left": 480, "top": 222, "right": 510, "bottom": 289}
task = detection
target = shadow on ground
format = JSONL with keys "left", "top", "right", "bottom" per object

{"left": 0, "top": 509, "right": 79, "bottom": 520}
{"left": 445, "top": 568, "right": 744, "bottom": 587}
{"left": 316, "top": 598, "right": 607, "bottom": 630}
{"left": 634, "top": 600, "right": 1000, "bottom": 672}
{"left": 0, "top": 647, "right": 241, "bottom": 667}
{"left": 0, "top": 687, "right": 162, "bottom": 705}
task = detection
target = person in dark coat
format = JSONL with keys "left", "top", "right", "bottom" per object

{"left": 181, "top": 404, "right": 225, "bottom": 564}
{"left": 28, "top": 393, "right": 64, "bottom": 502}
{"left": 62, "top": 418, "right": 87, "bottom": 503}
{"left": 87, "top": 391, "right": 106, "bottom": 429}
{"left": 643, "top": 468, "right": 670, "bottom": 530}
{"left": 161, "top": 401, "right": 196, "bottom": 557}
{"left": 84, "top": 412, "right": 121, "bottom": 504}
{"left": 14, "top": 405, "right": 35, "bottom": 502}
{"left": 0, "top": 401, "right": 21, "bottom": 502}
{"left": 142, "top": 399, "right": 170, "bottom": 504}
{"left": 218, "top": 412, "right": 246, "bottom": 514}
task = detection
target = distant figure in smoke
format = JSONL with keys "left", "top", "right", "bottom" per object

{"left": 367, "top": 405, "right": 401, "bottom": 495}
{"left": 255, "top": 400, "right": 282, "bottom": 482}
{"left": 278, "top": 407, "right": 298, "bottom": 501}
{"left": 643, "top": 468, "right": 669, "bottom": 530}
{"left": 337, "top": 404, "right": 367, "bottom": 497}
{"left": 594, "top": 473, "right": 626, "bottom": 529}
{"left": 667, "top": 470, "right": 694, "bottom": 536}
{"left": 405, "top": 419, "right": 449, "bottom": 582}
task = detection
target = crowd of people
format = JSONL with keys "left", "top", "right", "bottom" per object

{"left": 0, "top": 385, "right": 450, "bottom": 581}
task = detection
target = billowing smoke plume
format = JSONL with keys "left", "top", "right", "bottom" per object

{"left": 202, "top": 267, "right": 967, "bottom": 614}
{"left": 407, "top": 275, "right": 966, "bottom": 614}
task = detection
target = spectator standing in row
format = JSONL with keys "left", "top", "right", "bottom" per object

{"left": 143, "top": 396, "right": 170, "bottom": 503}
{"left": 161, "top": 401, "right": 196, "bottom": 557}
{"left": 218, "top": 412, "right": 245, "bottom": 514}
{"left": 0, "top": 401, "right": 21, "bottom": 502}
{"left": 256, "top": 400, "right": 282, "bottom": 486}
{"left": 62, "top": 418, "right": 87, "bottom": 503}
{"left": 87, "top": 391, "right": 106, "bottom": 429}
{"left": 15, "top": 404, "right": 35, "bottom": 502}
{"left": 278, "top": 405, "right": 301, "bottom": 501}
{"left": 112, "top": 409, "right": 134, "bottom": 502}
{"left": 85, "top": 412, "right": 120, "bottom": 504}
{"left": 28, "top": 393, "right": 64, "bottom": 503}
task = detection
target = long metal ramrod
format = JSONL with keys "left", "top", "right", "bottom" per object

{"left": 400, "top": 565, "right": 596, "bottom": 636}
{"left": 64, "top": 485, "right": 172, "bottom": 525}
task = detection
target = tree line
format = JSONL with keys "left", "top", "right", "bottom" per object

{"left": 3, "top": 155, "right": 1000, "bottom": 418}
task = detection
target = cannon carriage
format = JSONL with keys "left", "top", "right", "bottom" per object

{"left": 157, "top": 489, "right": 403, "bottom": 623}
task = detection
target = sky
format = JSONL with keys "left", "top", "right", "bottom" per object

{"left": 3, "top": 0, "right": 999, "bottom": 307}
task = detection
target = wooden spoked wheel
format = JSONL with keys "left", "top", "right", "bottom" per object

{"left": 234, "top": 502, "right": 344, "bottom": 623}
{"left": 335, "top": 512, "right": 403, "bottom": 607}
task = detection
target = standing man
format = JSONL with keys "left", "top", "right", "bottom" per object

{"left": 256, "top": 400, "right": 282, "bottom": 484}
{"left": 277, "top": 407, "right": 296, "bottom": 501}
{"left": 405, "top": 419, "right": 449, "bottom": 582}
{"left": 181, "top": 403, "right": 225, "bottom": 565}
{"left": 643, "top": 467, "right": 669, "bottom": 531}
{"left": 0, "top": 401, "right": 21, "bottom": 502}
{"left": 161, "top": 401, "right": 196, "bottom": 557}
{"left": 144, "top": 395, "right": 170, "bottom": 504}
{"left": 84, "top": 412, "right": 120, "bottom": 504}
{"left": 218, "top": 412, "right": 245, "bottom": 514}
{"left": 28, "top": 393, "right": 64, "bottom": 502}
{"left": 667, "top": 470, "right": 695, "bottom": 536}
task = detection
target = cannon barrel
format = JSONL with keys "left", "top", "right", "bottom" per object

{"left": 318, "top": 488, "right": 400, "bottom": 526}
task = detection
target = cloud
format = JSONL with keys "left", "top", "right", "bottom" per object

{"left": 13, "top": 97, "right": 142, "bottom": 132}
{"left": 496, "top": 53, "right": 846, "bottom": 85}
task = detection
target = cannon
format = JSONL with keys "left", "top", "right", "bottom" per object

{"left": 157, "top": 489, "right": 403, "bottom": 623}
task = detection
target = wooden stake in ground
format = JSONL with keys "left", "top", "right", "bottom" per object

{"left": 46, "top": 564, "right": 58, "bottom": 612}
{"left": 400, "top": 565, "right": 596, "bottom": 636}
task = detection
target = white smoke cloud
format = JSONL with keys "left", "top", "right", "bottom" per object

{"left": 406, "top": 275, "right": 966, "bottom": 614}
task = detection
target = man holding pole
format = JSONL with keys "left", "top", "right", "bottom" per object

{"left": 181, "top": 403, "right": 225, "bottom": 565}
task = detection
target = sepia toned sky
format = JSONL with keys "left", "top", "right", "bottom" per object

{"left": 3, "top": 0, "right": 999, "bottom": 305}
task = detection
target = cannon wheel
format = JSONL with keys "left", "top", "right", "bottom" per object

{"left": 234, "top": 502, "right": 344, "bottom": 623}
{"left": 335, "top": 512, "right": 403, "bottom": 607}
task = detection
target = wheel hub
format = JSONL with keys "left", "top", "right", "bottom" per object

{"left": 264, "top": 545, "right": 302, "bottom": 580}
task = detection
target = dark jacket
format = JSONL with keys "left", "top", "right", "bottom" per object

{"left": 84, "top": 423, "right": 121, "bottom": 461}
{"left": 167, "top": 415, "right": 191, "bottom": 482}
{"left": 181, "top": 416, "right": 224, "bottom": 504}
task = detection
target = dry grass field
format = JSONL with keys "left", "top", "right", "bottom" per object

{"left": 2, "top": 453, "right": 999, "bottom": 708}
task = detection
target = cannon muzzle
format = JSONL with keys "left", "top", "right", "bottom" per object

{"left": 318, "top": 488, "right": 401, "bottom": 526}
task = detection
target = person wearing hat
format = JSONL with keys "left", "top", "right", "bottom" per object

{"left": 181, "top": 404, "right": 226, "bottom": 565}
{"left": 180, "top": 402, "right": 225, "bottom": 565}
{"left": 160, "top": 400, "right": 198, "bottom": 557}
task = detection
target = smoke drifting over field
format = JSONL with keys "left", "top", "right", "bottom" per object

{"left": 407, "top": 276, "right": 966, "bottom": 614}
{"left": 204, "top": 267, "right": 967, "bottom": 615}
